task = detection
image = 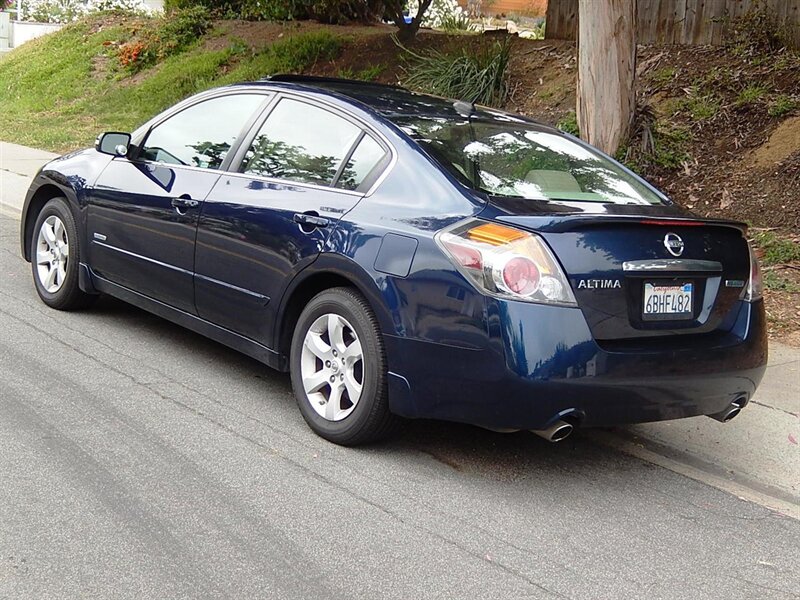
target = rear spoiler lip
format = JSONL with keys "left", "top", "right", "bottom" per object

{"left": 496, "top": 214, "right": 748, "bottom": 234}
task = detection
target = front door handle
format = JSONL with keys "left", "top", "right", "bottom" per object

{"left": 293, "top": 213, "right": 330, "bottom": 229}
{"left": 171, "top": 196, "right": 200, "bottom": 210}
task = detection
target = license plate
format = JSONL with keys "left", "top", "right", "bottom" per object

{"left": 643, "top": 281, "right": 693, "bottom": 320}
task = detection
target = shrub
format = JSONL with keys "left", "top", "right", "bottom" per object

{"left": 401, "top": 38, "right": 512, "bottom": 107}
{"left": 163, "top": 0, "right": 383, "bottom": 22}
{"left": 556, "top": 111, "right": 579, "bottom": 136}
{"left": 25, "top": 0, "right": 146, "bottom": 23}
{"left": 725, "top": 2, "right": 796, "bottom": 54}
{"left": 116, "top": 6, "right": 211, "bottom": 73}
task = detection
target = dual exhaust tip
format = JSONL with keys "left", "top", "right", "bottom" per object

{"left": 531, "top": 395, "right": 748, "bottom": 443}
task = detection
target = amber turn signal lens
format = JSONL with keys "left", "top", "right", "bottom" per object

{"left": 466, "top": 222, "right": 528, "bottom": 246}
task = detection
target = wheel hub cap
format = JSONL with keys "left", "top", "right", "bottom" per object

{"left": 300, "top": 313, "right": 364, "bottom": 422}
{"left": 35, "top": 215, "right": 69, "bottom": 294}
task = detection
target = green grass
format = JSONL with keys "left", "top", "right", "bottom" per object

{"left": 768, "top": 94, "right": 798, "bottom": 117}
{"left": 752, "top": 231, "right": 800, "bottom": 265}
{"left": 337, "top": 64, "right": 385, "bottom": 82}
{"left": 736, "top": 84, "right": 769, "bottom": 106}
{"left": 764, "top": 271, "right": 800, "bottom": 292}
{"left": 650, "top": 66, "right": 676, "bottom": 87}
{"left": 0, "top": 16, "right": 343, "bottom": 152}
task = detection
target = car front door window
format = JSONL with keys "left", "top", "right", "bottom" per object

{"left": 141, "top": 94, "right": 266, "bottom": 169}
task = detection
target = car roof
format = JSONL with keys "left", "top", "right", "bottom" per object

{"left": 236, "top": 75, "right": 535, "bottom": 125}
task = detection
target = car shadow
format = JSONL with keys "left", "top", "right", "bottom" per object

{"left": 89, "top": 295, "right": 643, "bottom": 481}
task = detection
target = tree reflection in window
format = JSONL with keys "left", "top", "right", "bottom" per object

{"left": 243, "top": 136, "right": 339, "bottom": 186}
{"left": 401, "top": 117, "right": 663, "bottom": 205}
{"left": 188, "top": 141, "right": 232, "bottom": 170}
{"left": 335, "top": 134, "right": 386, "bottom": 192}
{"left": 241, "top": 98, "right": 362, "bottom": 188}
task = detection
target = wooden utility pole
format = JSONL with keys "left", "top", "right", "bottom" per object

{"left": 576, "top": 0, "right": 637, "bottom": 155}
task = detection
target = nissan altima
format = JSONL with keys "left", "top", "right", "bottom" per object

{"left": 20, "top": 75, "right": 767, "bottom": 445}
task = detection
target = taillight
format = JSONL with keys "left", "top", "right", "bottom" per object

{"left": 436, "top": 219, "right": 576, "bottom": 306}
{"left": 745, "top": 243, "right": 763, "bottom": 302}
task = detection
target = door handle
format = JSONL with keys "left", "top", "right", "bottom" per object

{"left": 171, "top": 196, "right": 200, "bottom": 210}
{"left": 293, "top": 213, "right": 330, "bottom": 228}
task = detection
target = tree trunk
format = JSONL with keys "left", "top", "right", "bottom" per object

{"left": 386, "top": 0, "right": 433, "bottom": 42}
{"left": 576, "top": 0, "right": 637, "bottom": 155}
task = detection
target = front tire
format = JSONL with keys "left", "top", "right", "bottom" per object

{"left": 290, "top": 287, "right": 398, "bottom": 446}
{"left": 30, "top": 197, "right": 95, "bottom": 311}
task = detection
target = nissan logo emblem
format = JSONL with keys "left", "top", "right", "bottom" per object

{"left": 663, "top": 233, "right": 685, "bottom": 257}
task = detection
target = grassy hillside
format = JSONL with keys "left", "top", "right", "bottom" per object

{"left": 0, "top": 13, "right": 344, "bottom": 149}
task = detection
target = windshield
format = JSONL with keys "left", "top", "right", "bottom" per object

{"left": 398, "top": 118, "right": 665, "bottom": 205}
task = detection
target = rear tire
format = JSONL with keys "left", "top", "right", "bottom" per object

{"left": 30, "top": 197, "right": 96, "bottom": 311}
{"left": 290, "top": 287, "right": 399, "bottom": 446}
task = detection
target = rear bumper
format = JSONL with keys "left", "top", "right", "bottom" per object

{"left": 385, "top": 299, "right": 767, "bottom": 430}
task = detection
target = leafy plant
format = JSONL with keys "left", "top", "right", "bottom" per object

{"left": 752, "top": 231, "right": 800, "bottom": 265}
{"left": 725, "top": 1, "right": 796, "bottom": 54}
{"left": 768, "top": 94, "right": 798, "bottom": 117}
{"left": 116, "top": 6, "right": 211, "bottom": 74}
{"left": 763, "top": 271, "right": 800, "bottom": 292}
{"left": 556, "top": 111, "right": 579, "bottom": 136}
{"left": 401, "top": 38, "right": 512, "bottom": 107}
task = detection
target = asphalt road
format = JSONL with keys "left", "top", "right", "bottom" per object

{"left": 1, "top": 212, "right": 798, "bottom": 600}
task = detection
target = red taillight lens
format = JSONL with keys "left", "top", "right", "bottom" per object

{"left": 442, "top": 240, "right": 482, "bottom": 270}
{"left": 435, "top": 219, "right": 576, "bottom": 306}
{"left": 501, "top": 256, "right": 540, "bottom": 295}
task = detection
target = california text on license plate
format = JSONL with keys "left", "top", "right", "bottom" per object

{"left": 643, "top": 281, "right": 693, "bottom": 320}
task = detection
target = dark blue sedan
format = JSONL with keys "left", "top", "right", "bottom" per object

{"left": 20, "top": 75, "right": 767, "bottom": 445}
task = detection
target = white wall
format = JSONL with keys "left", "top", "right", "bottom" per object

{"left": 11, "top": 20, "right": 61, "bottom": 47}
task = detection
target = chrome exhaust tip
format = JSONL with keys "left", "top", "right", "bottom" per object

{"left": 531, "top": 420, "right": 574, "bottom": 443}
{"left": 708, "top": 398, "right": 745, "bottom": 423}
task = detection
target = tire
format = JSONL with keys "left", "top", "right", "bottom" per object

{"left": 30, "top": 197, "right": 96, "bottom": 311}
{"left": 290, "top": 287, "right": 399, "bottom": 446}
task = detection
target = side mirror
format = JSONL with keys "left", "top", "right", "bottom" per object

{"left": 96, "top": 132, "right": 131, "bottom": 157}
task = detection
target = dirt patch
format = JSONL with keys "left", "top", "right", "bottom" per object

{"left": 747, "top": 116, "right": 800, "bottom": 169}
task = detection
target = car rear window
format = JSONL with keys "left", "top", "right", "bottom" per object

{"left": 397, "top": 117, "right": 665, "bottom": 205}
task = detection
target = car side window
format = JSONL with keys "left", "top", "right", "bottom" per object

{"left": 140, "top": 94, "right": 266, "bottom": 170}
{"left": 241, "top": 98, "right": 362, "bottom": 186}
{"left": 335, "top": 134, "right": 387, "bottom": 192}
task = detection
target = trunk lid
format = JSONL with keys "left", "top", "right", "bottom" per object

{"left": 486, "top": 203, "right": 750, "bottom": 342}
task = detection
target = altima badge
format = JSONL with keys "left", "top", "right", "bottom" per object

{"left": 663, "top": 232, "right": 685, "bottom": 257}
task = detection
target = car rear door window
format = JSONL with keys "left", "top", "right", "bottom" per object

{"left": 241, "top": 98, "right": 362, "bottom": 186}
{"left": 335, "top": 134, "right": 387, "bottom": 192}
{"left": 140, "top": 94, "right": 266, "bottom": 169}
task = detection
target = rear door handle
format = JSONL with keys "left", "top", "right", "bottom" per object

{"left": 293, "top": 213, "right": 330, "bottom": 228}
{"left": 171, "top": 196, "right": 200, "bottom": 210}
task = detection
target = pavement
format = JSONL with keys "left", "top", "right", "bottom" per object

{"left": 0, "top": 141, "right": 57, "bottom": 216}
{"left": 1, "top": 141, "right": 799, "bottom": 598}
